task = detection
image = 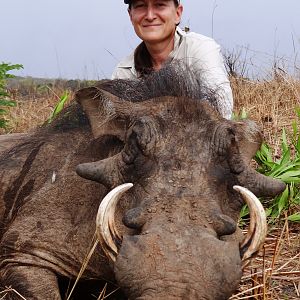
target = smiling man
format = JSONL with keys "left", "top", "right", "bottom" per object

{"left": 112, "top": 0, "right": 233, "bottom": 119}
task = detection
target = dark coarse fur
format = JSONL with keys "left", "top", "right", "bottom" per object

{"left": 99, "top": 61, "right": 221, "bottom": 109}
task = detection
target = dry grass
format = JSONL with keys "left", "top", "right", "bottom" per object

{"left": 231, "top": 74, "right": 300, "bottom": 151}
{"left": 1, "top": 74, "right": 300, "bottom": 299}
{"left": 231, "top": 220, "right": 300, "bottom": 299}
{"left": 0, "top": 86, "right": 74, "bottom": 135}
{"left": 0, "top": 287, "right": 27, "bottom": 300}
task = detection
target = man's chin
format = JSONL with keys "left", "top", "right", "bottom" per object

{"left": 135, "top": 28, "right": 163, "bottom": 39}
{"left": 140, "top": 33, "right": 166, "bottom": 43}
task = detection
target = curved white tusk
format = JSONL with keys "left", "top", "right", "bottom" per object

{"left": 233, "top": 185, "right": 267, "bottom": 261}
{"left": 96, "top": 183, "right": 133, "bottom": 262}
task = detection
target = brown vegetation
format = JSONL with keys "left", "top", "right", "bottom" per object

{"left": 232, "top": 74, "right": 300, "bottom": 152}
{"left": 1, "top": 74, "right": 300, "bottom": 299}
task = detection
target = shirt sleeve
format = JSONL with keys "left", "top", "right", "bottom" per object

{"left": 187, "top": 37, "right": 233, "bottom": 119}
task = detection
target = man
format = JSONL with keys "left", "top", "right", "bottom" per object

{"left": 112, "top": 0, "right": 233, "bottom": 119}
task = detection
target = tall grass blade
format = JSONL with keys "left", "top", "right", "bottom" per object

{"left": 281, "top": 128, "right": 288, "bottom": 153}
{"left": 47, "top": 91, "right": 69, "bottom": 124}
{"left": 277, "top": 187, "right": 289, "bottom": 216}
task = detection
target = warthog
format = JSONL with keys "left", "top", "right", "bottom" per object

{"left": 0, "top": 64, "right": 285, "bottom": 299}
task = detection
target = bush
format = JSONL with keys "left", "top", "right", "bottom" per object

{"left": 0, "top": 62, "right": 23, "bottom": 129}
{"left": 253, "top": 108, "right": 300, "bottom": 223}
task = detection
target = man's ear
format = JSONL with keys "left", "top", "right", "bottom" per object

{"left": 128, "top": 8, "right": 133, "bottom": 23}
{"left": 175, "top": 4, "right": 183, "bottom": 24}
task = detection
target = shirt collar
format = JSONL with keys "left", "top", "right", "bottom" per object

{"left": 169, "top": 27, "right": 183, "bottom": 59}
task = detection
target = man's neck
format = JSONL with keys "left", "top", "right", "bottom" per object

{"left": 145, "top": 34, "right": 175, "bottom": 71}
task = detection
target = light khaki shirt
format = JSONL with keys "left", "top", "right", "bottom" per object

{"left": 112, "top": 27, "right": 233, "bottom": 119}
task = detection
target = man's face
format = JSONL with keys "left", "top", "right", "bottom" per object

{"left": 128, "top": 0, "right": 183, "bottom": 45}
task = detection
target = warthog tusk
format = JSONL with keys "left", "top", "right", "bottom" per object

{"left": 233, "top": 185, "right": 267, "bottom": 261}
{"left": 96, "top": 183, "right": 133, "bottom": 262}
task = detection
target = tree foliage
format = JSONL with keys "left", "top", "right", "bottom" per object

{"left": 0, "top": 62, "right": 23, "bottom": 128}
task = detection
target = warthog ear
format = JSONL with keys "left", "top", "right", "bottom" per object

{"left": 75, "top": 87, "right": 132, "bottom": 141}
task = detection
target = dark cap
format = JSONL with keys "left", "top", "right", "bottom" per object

{"left": 124, "top": 0, "right": 180, "bottom": 4}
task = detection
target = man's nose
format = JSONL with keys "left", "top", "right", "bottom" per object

{"left": 145, "top": 7, "right": 156, "bottom": 20}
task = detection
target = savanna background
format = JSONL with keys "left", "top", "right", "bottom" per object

{"left": 1, "top": 0, "right": 300, "bottom": 299}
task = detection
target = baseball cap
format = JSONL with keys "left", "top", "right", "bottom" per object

{"left": 124, "top": 0, "right": 180, "bottom": 4}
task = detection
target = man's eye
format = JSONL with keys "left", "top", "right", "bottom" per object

{"left": 133, "top": 2, "right": 146, "bottom": 8}
{"left": 155, "top": 2, "right": 167, "bottom": 8}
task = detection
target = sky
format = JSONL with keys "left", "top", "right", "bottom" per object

{"left": 1, "top": 0, "right": 300, "bottom": 79}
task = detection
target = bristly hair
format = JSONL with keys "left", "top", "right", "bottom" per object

{"left": 43, "top": 61, "right": 226, "bottom": 133}
{"left": 98, "top": 60, "right": 223, "bottom": 116}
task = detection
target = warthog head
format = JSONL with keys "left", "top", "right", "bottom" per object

{"left": 75, "top": 65, "right": 285, "bottom": 299}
